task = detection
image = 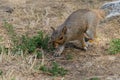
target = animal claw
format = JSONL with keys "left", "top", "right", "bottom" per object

{"left": 53, "top": 52, "right": 61, "bottom": 57}
{"left": 83, "top": 46, "right": 88, "bottom": 51}
{"left": 53, "top": 49, "right": 61, "bottom": 57}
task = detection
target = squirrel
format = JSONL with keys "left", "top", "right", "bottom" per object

{"left": 49, "top": 9, "right": 106, "bottom": 56}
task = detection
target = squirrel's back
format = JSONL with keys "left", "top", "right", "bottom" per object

{"left": 64, "top": 9, "right": 105, "bottom": 27}
{"left": 59, "top": 9, "right": 104, "bottom": 41}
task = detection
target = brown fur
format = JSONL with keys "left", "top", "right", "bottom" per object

{"left": 50, "top": 9, "right": 105, "bottom": 56}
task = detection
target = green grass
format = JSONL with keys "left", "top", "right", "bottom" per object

{"left": 0, "top": 69, "right": 3, "bottom": 75}
{"left": 3, "top": 21, "right": 18, "bottom": 44}
{"left": 3, "top": 21, "right": 54, "bottom": 54}
{"left": 11, "top": 78, "right": 15, "bottom": 80}
{"left": 40, "top": 62, "right": 68, "bottom": 76}
{"left": 66, "top": 54, "right": 73, "bottom": 60}
{"left": 108, "top": 39, "right": 120, "bottom": 55}
{"left": 14, "top": 31, "right": 53, "bottom": 54}
{"left": 0, "top": 46, "right": 2, "bottom": 54}
{"left": 35, "top": 50, "right": 42, "bottom": 59}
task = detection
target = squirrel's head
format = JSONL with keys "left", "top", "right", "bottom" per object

{"left": 49, "top": 26, "right": 67, "bottom": 48}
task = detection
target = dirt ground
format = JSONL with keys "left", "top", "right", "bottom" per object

{"left": 0, "top": 0, "right": 120, "bottom": 80}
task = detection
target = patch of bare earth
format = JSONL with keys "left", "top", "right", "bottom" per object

{"left": 0, "top": 0, "right": 120, "bottom": 80}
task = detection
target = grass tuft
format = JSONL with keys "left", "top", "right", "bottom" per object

{"left": 40, "top": 62, "right": 68, "bottom": 77}
{"left": 0, "top": 69, "right": 3, "bottom": 75}
{"left": 66, "top": 54, "right": 73, "bottom": 60}
{"left": 108, "top": 39, "right": 120, "bottom": 55}
{"left": 3, "top": 21, "right": 54, "bottom": 54}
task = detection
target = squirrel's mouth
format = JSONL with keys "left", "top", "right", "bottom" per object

{"left": 53, "top": 40, "right": 65, "bottom": 49}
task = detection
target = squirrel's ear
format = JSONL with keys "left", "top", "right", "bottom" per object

{"left": 62, "top": 26, "right": 67, "bottom": 34}
{"left": 51, "top": 27, "right": 55, "bottom": 32}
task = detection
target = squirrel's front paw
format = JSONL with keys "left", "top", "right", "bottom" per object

{"left": 53, "top": 51, "right": 62, "bottom": 57}
{"left": 53, "top": 48, "right": 63, "bottom": 57}
{"left": 53, "top": 46, "right": 65, "bottom": 57}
